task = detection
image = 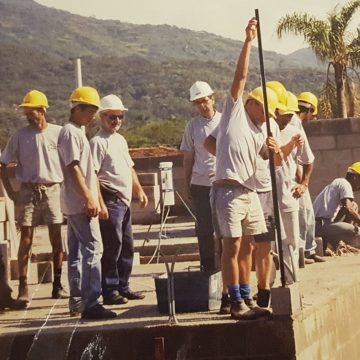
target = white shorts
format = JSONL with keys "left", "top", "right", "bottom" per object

{"left": 213, "top": 186, "right": 267, "bottom": 238}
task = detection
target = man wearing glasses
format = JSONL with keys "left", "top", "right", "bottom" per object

{"left": 90, "top": 95, "right": 148, "bottom": 305}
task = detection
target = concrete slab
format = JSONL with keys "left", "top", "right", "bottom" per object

{"left": 2, "top": 216, "right": 360, "bottom": 359}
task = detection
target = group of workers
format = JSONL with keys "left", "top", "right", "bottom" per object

{"left": 1, "top": 17, "right": 360, "bottom": 322}
{"left": 181, "top": 18, "right": 360, "bottom": 320}
{"left": 0, "top": 87, "right": 148, "bottom": 320}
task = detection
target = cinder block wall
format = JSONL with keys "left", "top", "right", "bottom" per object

{"left": 305, "top": 117, "right": 360, "bottom": 202}
{"left": 131, "top": 117, "right": 360, "bottom": 216}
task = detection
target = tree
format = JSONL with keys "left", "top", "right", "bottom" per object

{"left": 277, "top": 0, "right": 360, "bottom": 118}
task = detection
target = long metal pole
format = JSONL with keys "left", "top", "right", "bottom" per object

{"left": 255, "top": 9, "right": 286, "bottom": 287}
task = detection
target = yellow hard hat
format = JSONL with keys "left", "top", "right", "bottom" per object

{"left": 20, "top": 90, "right": 49, "bottom": 108}
{"left": 70, "top": 86, "right": 100, "bottom": 108}
{"left": 348, "top": 162, "right": 360, "bottom": 175}
{"left": 247, "top": 86, "right": 278, "bottom": 119}
{"left": 278, "top": 91, "right": 299, "bottom": 115}
{"left": 266, "top": 81, "right": 287, "bottom": 112}
{"left": 297, "top": 92, "right": 318, "bottom": 116}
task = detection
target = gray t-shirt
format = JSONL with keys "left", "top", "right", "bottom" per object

{"left": 313, "top": 178, "right": 354, "bottom": 220}
{"left": 0, "top": 123, "right": 63, "bottom": 184}
{"left": 90, "top": 130, "right": 134, "bottom": 207}
{"left": 180, "top": 111, "right": 221, "bottom": 186}
{"left": 58, "top": 122, "right": 99, "bottom": 215}
{"left": 276, "top": 124, "right": 301, "bottom": 212}
{"left": 212, "top": 117, "right": 280, "bottom": 193}
{"left": 214, "top": 95, "right": 264, "bottom": 191}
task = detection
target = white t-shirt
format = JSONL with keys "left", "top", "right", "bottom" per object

{"left": 313, "top": 178, "right": 354, "bottom": 220}
{"left": 90, "top": 130, "right": 134, "bottom": 207}
{"left": 214, "top": 95, "right": 265, "bottom": 191}
{"left": 58, "top": 122, "right": 99, "bottom": 215}
{"left": 0, "top": 123, "right": 63, "bottom": 184}
{"left": 180, "top": 111, "right": 221, "bottom": 186}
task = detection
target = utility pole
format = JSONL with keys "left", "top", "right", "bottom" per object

{"left": 74, "top": 58, "right": 83, "bottom": 88}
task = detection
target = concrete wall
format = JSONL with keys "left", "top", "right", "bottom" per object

{"left": 305, "top": 117, "right": 360, "bottom": 201}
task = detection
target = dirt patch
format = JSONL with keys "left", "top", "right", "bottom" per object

{"left": 129, "top": 146, "right": 181, "bottom": 158}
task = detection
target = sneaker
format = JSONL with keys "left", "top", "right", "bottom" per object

{"left": 119, "top": 290, "right": 145, "bottom": 300}
{"left": 52, "top": 284, "right": 67, "bottom": 299}
{"left": 81, "top": 304, "right": 117, "bottom": 320}
{"left": 18, "top": 283, "right": 29, "bottom": 303}
{"left": 244, "top": 298, "right": 271, "bottom": 318}
{"left": 307, "top": 254, "right": 326, "bottom": 263}
{"left": 219, "top": 293, "right": 231, "bottom": 315}
{"left": 103, "top": 294, "right": 128, "bottom": 305}
{"left": 230, "top": 300, "right": 257, "bottom": 320}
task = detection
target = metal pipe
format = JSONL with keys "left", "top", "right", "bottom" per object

{"left": 255, "top": 9, "right": 286, "bottom": 287}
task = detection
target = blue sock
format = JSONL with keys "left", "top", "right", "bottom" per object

{"left": 239, "top": 283, "right": 251, "bottom": 300}
{"left": 228, "top": 284, "right": 241, "bottom": 302}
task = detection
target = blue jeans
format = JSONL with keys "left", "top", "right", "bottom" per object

{"left": 100, "top": 196, "right": 134, "bottom": 299}
{"left": 190, "top": 184, "right": 215, "bottom": 271}
{"left": 67, "top": 214, "right": 103, "bottom": 312}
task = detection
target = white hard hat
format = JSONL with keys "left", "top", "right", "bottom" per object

{"left": 189, "top": 81, "right": 214, "bottom": 102}
{"left": 99, "top": 94, "right": 128, "bottom": 113}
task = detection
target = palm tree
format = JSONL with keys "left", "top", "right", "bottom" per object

{"left": 277, "top": 0, "right": 360, "bottom": 118}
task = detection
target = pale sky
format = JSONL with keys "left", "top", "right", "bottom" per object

{"left": 35, "top": 0, "right": 360, "bottom": 55}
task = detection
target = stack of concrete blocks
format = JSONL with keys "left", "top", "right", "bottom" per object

{"left": 131, "top": 172, "right": 161, "bottom": 225}
{"left": 0, "top": 196, "right": 53, "bottom": 285}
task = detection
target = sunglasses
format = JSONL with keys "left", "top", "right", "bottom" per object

{"left": 106, "top": 114, "right": 124, "bottom": 121}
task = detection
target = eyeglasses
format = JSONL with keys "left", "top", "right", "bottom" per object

{"left": 106, "top": 114, "right": 124, "bottom": 121}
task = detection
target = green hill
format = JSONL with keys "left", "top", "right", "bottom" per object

{"left": 0, "top": 0, "right": 326, "bottom": 148}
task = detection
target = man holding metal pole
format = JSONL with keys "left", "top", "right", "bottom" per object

{"left": 211, "top": 18, "right": 283, "bottom": 320}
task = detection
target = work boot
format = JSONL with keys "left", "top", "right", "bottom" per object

{"left": 219, "top": 293, "right": 231, "bottom": 314}
{"left": 18, "top": 282, "right": 29, "bottom": 303}
{"left": 52, "top": 283, "right": 67, "bottom": 299}
{"left": 230, "top": 300, "right": 257, "bottom": 320}
{"left": 119, "top": 290, "right": 145, "bottom": 300}
{"left": 256, "top": 289, "right": 271, "bottom": 308}
{"left": 81, "top": 304, "right": 117, "bottom": 320}
{"left": 307, "top": 254, "right": 326, "bottom": 263}
{"left": 244, "top": 298, "right": 271, "bottom": 318}
{"left": 103, "top": 294, "right": 128, "bottom": 305}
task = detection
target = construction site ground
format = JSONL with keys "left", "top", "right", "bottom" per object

{"left": 1, "top": 216, "right": 360, "bottom": 359}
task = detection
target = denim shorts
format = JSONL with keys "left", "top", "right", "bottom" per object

{"left": 213, "top": 186, "right": 267, "bottom": 238}
{"left": 15, "top": 183, "right": 63, "bottom": 226}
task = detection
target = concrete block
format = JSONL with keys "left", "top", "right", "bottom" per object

{"left": 10, "top": 259, "right": 53, "bottom": 284}
{"left": 271, "top": 283, "right": 302, "bottom": 316}
{"left": 0, "top": 222, "right": 5, "bottom": 241}
{"left": 0, "top": 199, "right": 6, "bottom": 222}
{"left": 308, "top": 136, "right": 336, "bottom": 151}
{"left": 37, "top": 261, "right": 53, "bottom": 283}
{"left": 137, "top": 173, "right": 158, "bottom": 186}
{"left": 315, "top": 237, "right": 324, "bottom": 257}
{"left": 133, "top": 252, "right": 140, "bottom": 266}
